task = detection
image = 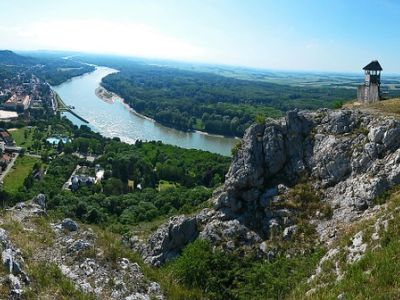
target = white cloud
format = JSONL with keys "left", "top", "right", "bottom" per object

{"left": 0, "top": 19, "right": 205, "bottom": 60}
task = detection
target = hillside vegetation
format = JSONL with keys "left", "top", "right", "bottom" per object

{"left": 290, "top": 187, "right": 400, "bottom": 299}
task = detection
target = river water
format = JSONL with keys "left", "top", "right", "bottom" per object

{"left": 52, "top": 67, "right": 237, "bottom": 156}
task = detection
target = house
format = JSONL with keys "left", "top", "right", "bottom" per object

{"left": 70, "top": 174, "right": 96, "bottom": 191}
{"left": 0, "top": 153, "right": 12, "bottom": 165}
{"left": 0, "top": 129, "right": 14, "bottom": 146}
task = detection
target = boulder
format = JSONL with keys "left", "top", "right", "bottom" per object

{"left": 32, "top": 193, "right": 46, "bottom": 209}
{"left": 67, "top": 239, "right": 92, "bottom": 253}
{"left": 263, "top": 125, "right": 286, "bottom": 176}
{"left": 8, "top": 274, "right": 22, "bottom": 298}
{"left": 382, "top": 127, "right": 400, "bottom": 149}
{"left": 368, "top": 126, "right": 386, "bottom": 143}
{"left": 142, "top": 216, "right": 198, "bottom": 266}
{"left": 61, "top": 218, "right": 79, "bottom": 231}
{"left": 2, "top": 248, "right": 23, "bottom": 274}
{"left": 200, "top": 218, "right": 262, "bottom": 249}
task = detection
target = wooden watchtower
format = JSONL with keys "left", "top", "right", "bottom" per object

{"left": 357, "top": 60, "right": 382, "bottom": 103}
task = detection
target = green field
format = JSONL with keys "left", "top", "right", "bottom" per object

{"left": 3, "top": 155, "right": 39, "bottom": 194}
{"left": 9, "top": 127, "right": 35, "bottom": 148}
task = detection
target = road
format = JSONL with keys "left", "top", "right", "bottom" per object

{"left": 0, "top": 152, "right": 19, "bottom": 183}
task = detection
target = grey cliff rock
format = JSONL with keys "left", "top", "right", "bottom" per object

{"left": 136, "top": 215, "right": 199, "bottom": 267}
{"left": 140, "top": 109, "right": 400, "bottom": 265}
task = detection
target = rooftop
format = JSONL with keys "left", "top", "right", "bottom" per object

{"left": 363, "top": 60, "right": 383, "bottom": 71}
{"left": 0, "top": 110, "right": 18, "bottom": 120}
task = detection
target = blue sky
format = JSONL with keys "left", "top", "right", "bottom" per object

{"left": 1, "top": 0, "right": 400, "bottom": 72}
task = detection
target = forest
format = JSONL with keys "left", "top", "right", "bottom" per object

{"left": 1, "top": 116, "right": 230, "bottom": 234}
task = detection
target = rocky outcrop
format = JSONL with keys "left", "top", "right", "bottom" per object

{"left": 8, "top": 194, "right": 47, "bottom": 222}
{"left": 130, "top": 215, "right": 198, "bottom": 267}
{"left": 0, "top": 228, "right": 30, "bottom": 299}
{"left": 213, "top": 109, "right": 400, "bottom": 242}
{"left": 139, "top": 108, "right": 400, "bottom": 265}
{"left": 31, "top": 193, "right": 46, "bottom": 210}
{"left": 0, "top": 195, "right": 164, "bottom": 299}
{"left": 43, "top": 219, "right": 164, "bottom": 299}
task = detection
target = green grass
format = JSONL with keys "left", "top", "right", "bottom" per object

{"left": 9, "top": 127, "right": 35, "bottom": 148}
{"left": 3, "top": 155, "right": 39, "bottom": 194}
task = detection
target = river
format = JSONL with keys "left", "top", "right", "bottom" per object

{"left": 52, "top": 67, "right": 237, "bottom": 156}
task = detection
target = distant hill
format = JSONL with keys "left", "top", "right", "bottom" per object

{"left": 0, "top": 50, "right": 95, "bottom": 85}
{"left": 0, "top": 50, "right": 37, "bottom": 66}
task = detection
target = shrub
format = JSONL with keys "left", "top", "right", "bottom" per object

{"left": 168, "top": 239, "right": 323, "bottom": 300}
{"left": 333, "top": 100, "right": 344, "bottom": 109}
{"left": 169, "top": 239, "right": 241, "bottom": 299}
{"left": 255, "top": 114, "right": 266, "bottom": 124}
{"left": 231, "top": 140, "right": 242, "bottom": 156}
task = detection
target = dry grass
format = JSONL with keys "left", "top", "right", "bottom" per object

{"left": 343, "top": 98, "right": 400, "bottom": 117}
{"left": 369, "top": 97, "right": 400, "bottom": 115}
{"left": 1, "top": 214, "right": 55, "bottom": 259}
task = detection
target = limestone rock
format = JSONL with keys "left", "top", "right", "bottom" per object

{"left": 0, "top": 228, "right": 29, "bottom": 298}
{"left": 141, "top": 215, "right": 198, "bottom": 266}
{"left": 346, "top": 231, "right": 367, "bottom": 263}
{"left": 2, "top": 248, "right": 23, "bottom": 275}
{"left": 200, "top": 219, "right": 262, "bottom": 250}
{"left": 32, "top": 193, "right": 46, "bottom": 209}
{"left": 61, "top": 218, "right": 79, "bottom": 231}
{"left": 67, "top": 239, "right": 92, "bottom": 253}
{"left": 368, "top": 126, "right": 385, "bottom": 143}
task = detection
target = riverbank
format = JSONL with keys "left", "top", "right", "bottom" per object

{"left": 97, "top": 84, "right": 241, "bottom": 140}
{"left": 54, "top": 66, "right": 237, "bottom": 156}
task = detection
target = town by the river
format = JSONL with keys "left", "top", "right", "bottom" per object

{"left": 52, "top": 67, "right": 237, "bottom": 156}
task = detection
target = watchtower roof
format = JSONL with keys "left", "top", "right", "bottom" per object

{"left": 363, "top": 60, "right": 382, "bottom": 71}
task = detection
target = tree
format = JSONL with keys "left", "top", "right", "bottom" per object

{"left": 85, "top": 207, "right": 103, "bottom": 224}
{"left": 57, "top": 140, "right": 64, "bottom": 153}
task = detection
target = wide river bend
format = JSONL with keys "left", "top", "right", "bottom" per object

{"left": 53, "top": 67, "right": 237, "bottom": 156}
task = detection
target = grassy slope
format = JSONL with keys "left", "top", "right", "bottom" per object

{"left": 9, "top": 127, "right": 34, "bottom": 148}
{"left": 369, "top": 97, "right": 400, "bottom": 115}
{"left": 289, "top": 187, "right": 400, "bottom": 299}
{"left": 0, "top": 211, "right": 203, "bottom": 299}
{"left": 344, "top": 97, "right": 400, "bottom": 116}
{"left": 3, "top": 156, "right": 39, "bottom": 194}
